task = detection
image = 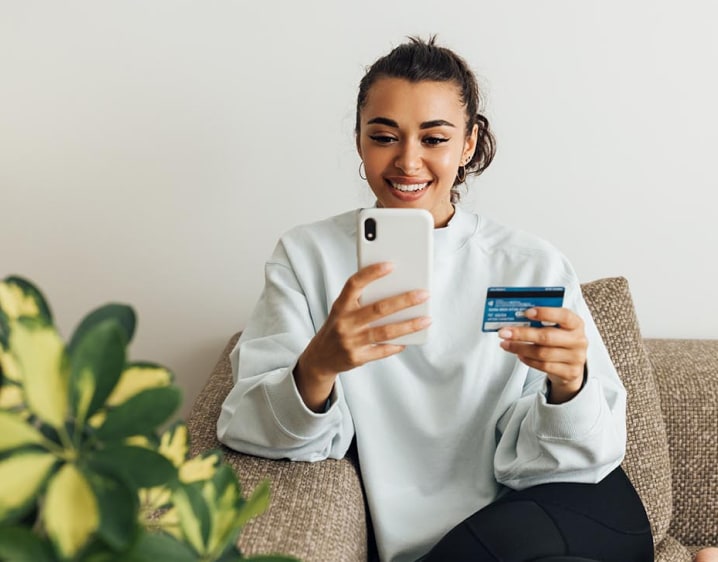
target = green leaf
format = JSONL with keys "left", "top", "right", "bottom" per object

{"left": 172, "top": 482, "right": 211, "bottom": 555}
{"left": 69, "top": 319, "right": 126, "bottom": 423}
{"left": 122, "top": 531, "right": 197, "bottom": 562}
{"left": 44, "top": 463, "right": 100, "bottom": 558}
{"left": 179, "top": 451, "right": 221, "bottom": 484}
{"left": 0, "top": 348, "right": 22, "bottom": 384}
{"left": 0, "top": 450, "right": 57, "bottom": 522}
{"left": 157, "top": 421, "right": 190, "bottom": 468}
{"left": 0, "top": 526, "right": 56, "bottom": 562}
{"left": 95, "top": 386, "right": 182, "bottom": 440}
{"left": 0, "top": 276, "right": 52, "bottom": 324}
{"left": 0, "top": 381, "right": 25, "bottom": 411}
{"left": 206, "top": 464, "right": 243, "bottom": 555}
{"left": 9, "top": 318, "right": 69, "bottom": 429}
{"left": 105, "top": 362, "right": 173, "bottom": 408}
{"left": 0, "top": 410, "right": 51, "bottom": 453}
{"left": 68, "top": 304, "right": 135, "bottom": 354}
{"left": 235, "top": 479, "right": 270, "bottom": 529}
{"left": 85, "top": 468, "right": 139, "bottom": 551}
{"left": 0, "top": 309, "right": 9, "bottom": 350}
{"left": 214, "top": 542, "right": 244, "bottom": 562}
{"left": 88, "top": 445, "right": 178, "bottom": 490}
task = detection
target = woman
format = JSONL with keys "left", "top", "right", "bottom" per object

{"left": 218, "top": 37, "right": 655, "bottom": 561}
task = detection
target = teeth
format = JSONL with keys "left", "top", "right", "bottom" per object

{"left": 390, "top": 181, "right": 428, "bottom": 192}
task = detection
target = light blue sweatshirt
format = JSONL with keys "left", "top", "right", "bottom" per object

{"left": 217, "top": 206, "right": 626, "bottom": 562}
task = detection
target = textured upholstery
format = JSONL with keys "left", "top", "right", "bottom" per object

{"left": 646, "top": 339, "right": 718, "bottom": 548}
{"left": 580, "top": 277, "right": 673, "bottom": 545}
{"left": 186, "top": 277, "right": 717, "bottom": 561}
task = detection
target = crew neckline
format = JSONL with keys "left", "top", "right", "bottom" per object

{"left": 433, "top": 205, "right": 479, "bottom": 256}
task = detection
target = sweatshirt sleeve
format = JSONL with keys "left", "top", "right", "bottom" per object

{"left": 493, "top": 280, "right": 627, "bottom": 489}
{"left": 216, "top": 240, "right": 355, "bottom": 462}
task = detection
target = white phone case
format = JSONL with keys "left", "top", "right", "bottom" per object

{"left": 357, "top": 208, "right": 433, "bottom": 345}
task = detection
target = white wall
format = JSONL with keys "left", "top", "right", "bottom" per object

{"left": 2, "top": 0, "right": 717, "bottom": 417}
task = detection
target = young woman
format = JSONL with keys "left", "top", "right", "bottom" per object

{"left": 218, "top": 37, "right": 656, "bottom": 561}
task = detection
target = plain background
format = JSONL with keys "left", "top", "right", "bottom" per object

{"left": 2, "top": 1, "right": 717, "bottom": 417}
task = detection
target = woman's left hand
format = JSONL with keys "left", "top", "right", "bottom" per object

{"left": 498, "top": 307, "right": 588, "bottom": 404}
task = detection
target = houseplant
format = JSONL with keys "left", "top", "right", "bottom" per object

{"left": 0, "top": 275, "right": 297, "bottom": 562}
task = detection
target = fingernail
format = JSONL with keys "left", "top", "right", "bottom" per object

{"left": 418, "top": 316, "right": 432, "bottom": 327}
{"left": 526, "top": 308, "right": 537, "bottom": 318}
{"left": 498, "top": 329, "right": 512, "bottom": 339}
{"left": 414, "top": 290, "right": 430, "bottom": 301}
{"left": 500, "top": 340, "right": 510, "bottom": 350}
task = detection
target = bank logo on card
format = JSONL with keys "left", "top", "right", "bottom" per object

{"left": 482, "top": 286, "right": 565, "bottom": 332}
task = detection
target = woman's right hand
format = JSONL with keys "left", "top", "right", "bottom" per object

{"left": 293, "top": 262, "right": 431, "bottom": 411}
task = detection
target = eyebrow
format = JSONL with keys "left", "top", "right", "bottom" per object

{"left": 366, "top": 117, "right": 456, "bottom": 129}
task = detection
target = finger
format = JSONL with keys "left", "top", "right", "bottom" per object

{"left": 361, "top": 343, "right": 406, "bottom": 361}
{"left": 334, "top": 262, "right": 394, "bottom": 308}
{"left": 356, "top": 289, "right": 430, "bottom": 325}
{"left": 498, "top": 325, "right": 585, "bottom": 349}
{"left": 523, "top": 307, "right": 583, "bottom": 330}
{"left": 366, "top": 316, "right": 431, "bottom": 345}
{"left": 501, "top": 339, "right": 585, "bottom": 365}
{"left": 516, "top": 355, "right": 585, "bottom": 382}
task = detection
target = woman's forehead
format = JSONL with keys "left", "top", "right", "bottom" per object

{"left": 361, "top": 77, "right": 465, "bottom": 122}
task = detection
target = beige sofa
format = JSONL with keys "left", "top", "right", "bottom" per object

{"left": 187, "top": 277, "right": 718, "bottom": 561}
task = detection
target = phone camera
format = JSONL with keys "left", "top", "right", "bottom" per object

{"left": 364, "top": 218, "right": 376, "bottom": 241}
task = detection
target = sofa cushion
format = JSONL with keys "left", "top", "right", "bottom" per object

{"left": 645, "top": 339, "right": 718, "bottom": 547}
{"left": 581, "top": 277, "right": 672, "bottom": 546}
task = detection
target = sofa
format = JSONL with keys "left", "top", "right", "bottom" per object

{"left": 186, "top": 276, "right": 718, "bottom": 561}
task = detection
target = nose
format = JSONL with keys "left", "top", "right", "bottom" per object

{"left": 394, "top": 140, "right": 422, "bottom": 174}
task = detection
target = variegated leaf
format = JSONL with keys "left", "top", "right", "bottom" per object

{"left": 179, "top": 452, "right": 220, "bottom": 484}
{"left": 235, "top": 479, "right": 270, "bottom": 529}
{"left": 0, "top": 410, "right": 49, "bottom": 452}
{"left": 0, "top": 348, "right": 22, "bottom": 383}
{"left": 158, "top": 422, "right": 190, "bottom": 468}
{"left": 69, "top": 318, "right": 125, "bottom": 422}
{"left": 95, "top": 386, "right": 181, "bottom": 440}
{"left": 106, "top": 362, "right": 172, "bottom": 407}
{"left": 44, "top": 463, "right": 100, "bottom": 558}
{"left": 0, "top": 451, "right": 56, "bottom": 521}
{"left": 68, "top": 303, "right": 135, "bottom": 353}
{"left": 172, "top": 483, "right": 210, "bottom": 555}
{"left": 10, "top": 319, "right": 68, "bottom": 429}
{"left": 0, "top": 277, "right": 51, "bottom": 323}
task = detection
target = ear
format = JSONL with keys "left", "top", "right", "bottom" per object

{"left": 463, "top": 123, "right": 479, "bottom": 162}
{"left": 355, "top": 133, "right": 362, "bottom": 158}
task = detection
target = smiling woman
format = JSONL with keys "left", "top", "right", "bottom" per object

{"left": 354, "top": 38, "right": 496, "bottom": 228}
{"left": 357, "top": 79, "right": 477, "bottom": 226}
{"left": 216, "top": 36, "right": 655, "bottom": 562}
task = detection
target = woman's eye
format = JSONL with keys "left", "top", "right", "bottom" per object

{"left": 369, "top": 135, "right": 396, "bottom": 144}
{"left": 424, "top": 137, "right": 449, "bottom": 146}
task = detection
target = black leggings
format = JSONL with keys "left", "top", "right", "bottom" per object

{"left": 422, "top": 467, "right": 653, "bottom": 562}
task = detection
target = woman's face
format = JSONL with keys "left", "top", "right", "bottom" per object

{"left": 357, "top": 77, "right": 478, "bottom": 227}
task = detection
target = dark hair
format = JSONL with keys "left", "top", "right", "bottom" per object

{"left": 355, "top": 36, "right": 496, "bottom": 202}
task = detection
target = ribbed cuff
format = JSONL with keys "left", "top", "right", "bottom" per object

{"left": 533, "top": 376, "right": 604, "bottom": 440}
{"left": 263, "top": 366, "right": 341, "bottom": 440}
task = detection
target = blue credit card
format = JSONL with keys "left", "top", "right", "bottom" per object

{"left": 482, "top": 286, "right": 565, "bottom": 332}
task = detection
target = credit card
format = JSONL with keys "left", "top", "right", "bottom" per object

{"left": 482, "top": 286, "right": 565, "bottom": 332}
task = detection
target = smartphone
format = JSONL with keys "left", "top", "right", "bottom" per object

{"left": 357, "top": 208, "right": 433, "bottom": 345}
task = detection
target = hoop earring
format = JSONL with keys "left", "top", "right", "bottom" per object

{"left": 456, "top": 165, "right": 466, "bottom": 183}
{"left": 359, "top": 161, "right": 367, "bottom": 181}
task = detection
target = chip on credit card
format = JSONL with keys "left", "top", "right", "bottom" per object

{"left": 482, "top": 286, "right": 565, "bottom": 332}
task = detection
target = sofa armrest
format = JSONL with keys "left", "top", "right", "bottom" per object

{"left": 186, "top": 334, "right": 368, "bottom": 562}
{"left": 644, "top": 338, "right": 718, "bottom": 548}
